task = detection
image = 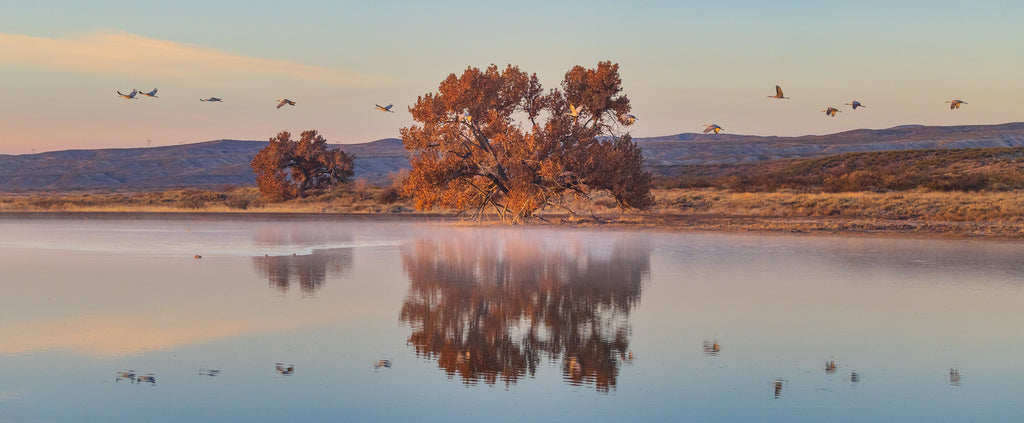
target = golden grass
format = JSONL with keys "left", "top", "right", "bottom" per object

{"left": 0, "top": 187, "right": 416, "bottom": 214}
{"left": 4, "top": 187, "right": 1024, "bottom": 237}
{"left": 651, "top": 188, "right": 1024, "bottom": 222}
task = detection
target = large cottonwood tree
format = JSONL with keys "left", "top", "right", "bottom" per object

{"left": 401, "top": 61, "right": 654, "bottom": 223}
{"left": 251, "top": 130, "right": 355, "bottom": 201}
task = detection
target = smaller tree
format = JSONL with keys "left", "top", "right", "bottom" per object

{"left": 251, "top": 130, "right": 355, "bottom": 201}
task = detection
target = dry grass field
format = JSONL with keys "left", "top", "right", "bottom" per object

{"left": 4, "top": 186, "right": 1024, "bottom": 238}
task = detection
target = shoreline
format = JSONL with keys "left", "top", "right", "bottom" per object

{"left": 4, "top": 210, "right": 1022, "bottom": 240}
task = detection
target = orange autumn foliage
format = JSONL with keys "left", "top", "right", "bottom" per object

{"left": 251, "top": 130, "right": 355, "bottom": 201}
{"left": 401, "top": 62, "right": 653, "bottom": 223}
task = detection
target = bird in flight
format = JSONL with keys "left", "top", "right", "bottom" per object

{"left": 703, "top": 124, "right": 724, "bottom": 134}
{"left": 567, "top": 103, "right": 582, "bottom": 117}
{"left": 117, "top": 89, "right": 138, "bottom": 99}
{"left": 375, "top": 104, "right": 394, "bottom": 113}
{"left": 621, "top": 114, "right": 637, "bottom": 124}
{"left": 844, "top": 101, "right": 865, "bottom": 110}
{"left": 200, "top": 97, "right": 222, "bottom": 102}
{"left": 946, "top": 99, "right": 967, "bottom": 110}
{"left": 823, "top": 107, "right": 840, "bottom": 117}
{"left": 768, "top": 85, "right": 789, "bottom": 99}
{"left": 276, "top": 99, "right": 296, "bottom": 109}
{"left": 138, "top": 88, "right": 158, "bottom": 98}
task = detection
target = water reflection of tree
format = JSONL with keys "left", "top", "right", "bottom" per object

{"left": 253, "top": 249, "right": 352, "bottom": 295}
{"left": 400, "top": 231, "right": 649, "bottom": 392}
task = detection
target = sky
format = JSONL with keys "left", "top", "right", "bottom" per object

{"left": 1, "top": 0, "right": 1022, "bottom": 154}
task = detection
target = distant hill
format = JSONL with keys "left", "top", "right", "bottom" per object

{"left": 0, "top": 138, "right": 407, "bottom": 191}
{"left": 638, "top": 122, "right": 1024, "bottom": 172}
{"left": 2, "top": 123, "right": 1024, "bottom": 191}
{"left": 659, "top": 146, "right": 1024, "bottom": 192}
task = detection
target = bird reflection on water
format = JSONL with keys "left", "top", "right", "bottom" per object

{"left": 115, "top": 370, "right": 155, "bottom": 385}
{"left": 399, "top": 232, "right": 650, "bottom": 392}
{"left": 275, "top": 363, "right": 295, "bottom": 376}
{"left": 115, "top": 371, "right": 136, "bottom": 383}
{"left": 825, "top": 359, "right": 838, "bottom": 374}
{"left": 703, "top": 340, "right": 721, "bottom": 356}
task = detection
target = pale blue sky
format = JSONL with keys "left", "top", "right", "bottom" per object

{"left": 1, "top": 0, "right": 1022, "bottom": 153}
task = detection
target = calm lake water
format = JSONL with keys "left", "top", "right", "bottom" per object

{"left": 1, "top": 215, "right": 1023, "bottom": 422}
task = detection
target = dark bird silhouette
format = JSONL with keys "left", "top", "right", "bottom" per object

{"left": 844, "top": 101, "right": 865, "bottom": 109}
{"left": 703, "top": 124, "right": 723, "bottom": 134}
{"left": 767, "top": 85, "right": 789, "bottom": 99}
{"left": 946, "top": 99, "right": 966, "bottom": 110}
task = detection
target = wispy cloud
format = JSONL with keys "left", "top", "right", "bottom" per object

{"left": 0, "top": 29, "right": 389, "bottom": 86}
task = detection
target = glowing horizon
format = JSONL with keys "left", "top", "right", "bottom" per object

{"left": 1, "top": 1, "right": 1021, "bottom": 154}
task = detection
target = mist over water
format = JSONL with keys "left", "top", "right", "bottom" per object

{"left": 1, "top": 216, "right": 1023, "bottom": 422}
